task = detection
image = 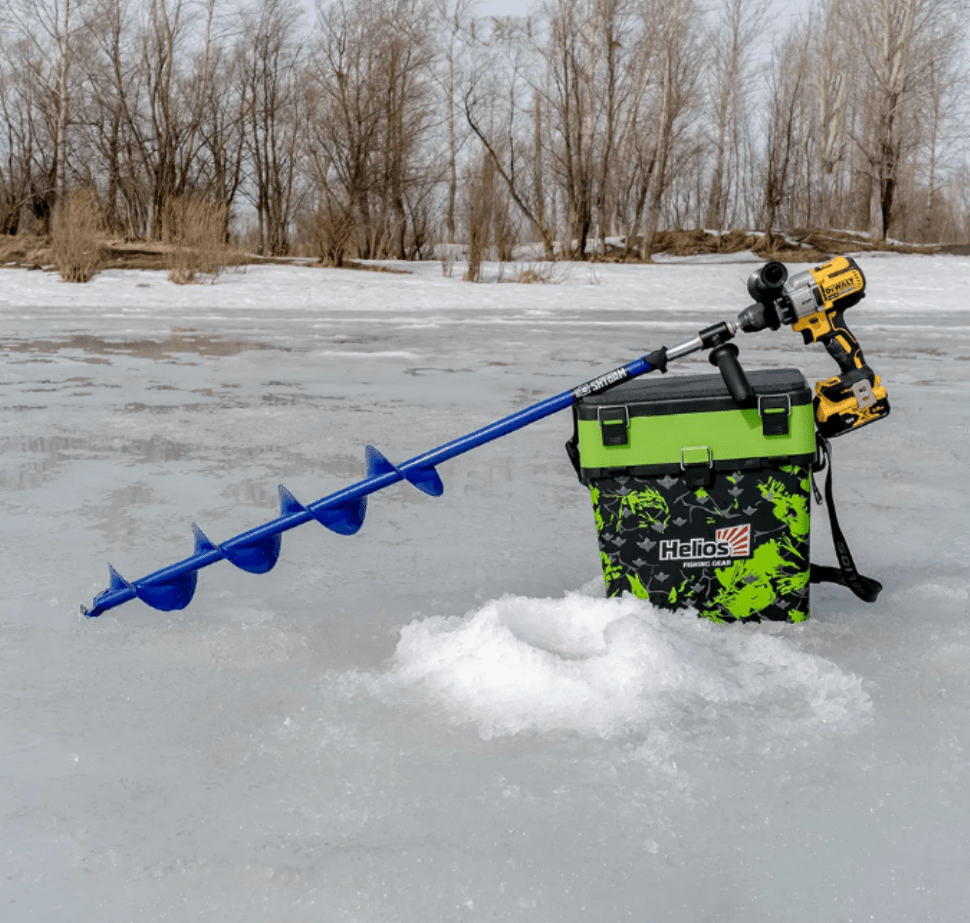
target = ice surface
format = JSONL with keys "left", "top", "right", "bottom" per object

{"left": 2, "top": 255, "right": 969, "bottom": 921}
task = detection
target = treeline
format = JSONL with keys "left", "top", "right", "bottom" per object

{"left": 1, "top": 0, "right": 967, "bottom": 262}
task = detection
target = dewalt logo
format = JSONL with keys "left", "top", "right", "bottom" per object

{"left": 821, "top": 272, "right": 862, "bottom": 302}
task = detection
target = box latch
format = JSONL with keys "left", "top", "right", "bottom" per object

{"left": 598, "top": 406, "right": 630, "bottom": 446}
{"left": 680, "top": 446, "right": 713, "bottom": 486}
{"left": 758, "top": 394, "right": 791, "bottom": 436}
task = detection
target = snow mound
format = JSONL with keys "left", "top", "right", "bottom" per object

{"left": 367, "top": 588, "right": 871, "bottom": 740}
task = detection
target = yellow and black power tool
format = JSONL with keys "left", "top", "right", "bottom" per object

{"left": 737, "top": 256, "right": 890, "bottom": 438}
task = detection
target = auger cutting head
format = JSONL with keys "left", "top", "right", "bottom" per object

{"left": 82, "top": 445, "right": 445, "bottom": 618}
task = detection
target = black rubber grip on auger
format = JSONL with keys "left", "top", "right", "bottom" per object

{"left": 709, "top": 342, "right": 754, "bottom": 406}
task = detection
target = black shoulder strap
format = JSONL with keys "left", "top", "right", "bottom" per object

{"left": 565, "top": 411, "right": 582, "bottom": 482}
{"left": 810, "top": 437, "right": 882, "bottom": 603}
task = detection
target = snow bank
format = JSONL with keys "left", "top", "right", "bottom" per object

{"left": 363, "top": 584, "right": 871, "bottom": 741}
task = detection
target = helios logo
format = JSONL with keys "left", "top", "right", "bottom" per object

{"left": 659, "top": 524, "right": 751, "bottom": 563}
{"left": 716, "top": 524, "right": 751, "bottom": 556}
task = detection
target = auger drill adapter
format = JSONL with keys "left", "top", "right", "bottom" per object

{"left": 738, "top": 256, "right": 890, "bottom": 438}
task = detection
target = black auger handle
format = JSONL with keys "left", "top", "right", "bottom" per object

{"left": 709, "top": 341, "right": 754, "bottom": 406}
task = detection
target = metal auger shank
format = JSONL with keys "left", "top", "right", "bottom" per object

{"left": 83, "top": 329, "right": 722, "bottom": 619}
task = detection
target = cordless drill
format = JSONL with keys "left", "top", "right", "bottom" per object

{"left": 737, "top": 256, "right": 890, "bottom": 438}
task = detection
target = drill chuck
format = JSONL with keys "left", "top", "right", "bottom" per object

{"left": 738, "top": 260, "right": 790, "bottom": 332}
{"left": 737, "top": 302, "right": 772, "bottom": 333}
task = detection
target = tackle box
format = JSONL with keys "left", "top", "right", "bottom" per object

{"left": 573, "top": 369, "right": 817, "bottom": 622}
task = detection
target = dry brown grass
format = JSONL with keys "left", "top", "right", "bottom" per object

{"left": 51, "top": 189, "right": 107, "bottom": 282}
{"left": 310, "top": 198, "right": 356, "bottom": 267}
{"left": 0, "top": 233, "right": 51, "bottom": 269}
{"left": 0, "top": 232, "right": 341, "bottom": 275}
{"left": 590, "top": 227, "right": 943, "bottom": 263}
{"left": 463, "top": 156, "right": 495, "bottom": 283}
{"left": 162, "top": 196, "right": 230, "bottom": 284}
{"left": 504, "top": 262, "right": 560, "bottom": 284}
{"left": 0, "top": 224, "right": 946, "bottom": 280}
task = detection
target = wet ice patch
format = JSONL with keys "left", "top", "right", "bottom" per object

{"left": 369, "top": 591, "right": 871, "bottom": 740}
{"left": 314, "top": 349, "right": 420, "bottom": 360}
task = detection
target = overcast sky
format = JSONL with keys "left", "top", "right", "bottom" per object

{"left": 475, "top": 0, "right": 808, "bottom": 28}
{"left": 474, "top": 0, "right": 534, "bottom": 14}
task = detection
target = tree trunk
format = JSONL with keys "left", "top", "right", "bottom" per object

{"left": 54, "top": 0, "right": 70, "bottom": 222}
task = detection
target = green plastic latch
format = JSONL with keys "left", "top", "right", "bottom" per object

{"left": 598, "top": 406, "right": 630, "bottom": 446}
{"left": 759, "top": 395, "right": 791, "bottom": 436}
{"left": 680, "top": 445, "right": 713, "bottom": 486}
{"left": 681, "top": 446, "right": 712, "bottom": 466}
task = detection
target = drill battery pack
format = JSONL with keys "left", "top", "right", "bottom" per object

{"left": 814, "top": 371, "right": 890, "bottom": 438}
{"left": 570, "top": 369, "right": 818, "bottom": 623}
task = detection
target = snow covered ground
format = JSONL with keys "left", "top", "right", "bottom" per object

{"left": 0, "top": 253, "right": 967, "bottom": 922}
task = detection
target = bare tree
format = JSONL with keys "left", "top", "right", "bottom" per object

{"left": 807, "top": 0, "right": 852, "bottom": 229}
{"left": 541, "top": 0, "right": 652, "bottom": 259}
{"left": 238, "top": 0, "right": 306, "bottom": 255}
{"left": 0, "top": 40, "right": 40, "bottom": 233}
{"left": 307, "top": 0, "right": 436, "bottom": 262}
{"left": 0, "top": 0, "right": 967, "bottom": 255}
{"left": 80, "top": 0, "right": 141, "bottom": 234}
{"left": 760, "top": 19, "right": 811, "bottom": 245}
{"left": 438, "top": 0, "right": 463, "bottom": 245}
{"left": 433, "top": 0, "right": 477, "bottom": 246}
{"left": 636, "top": 0, "right": 703, "bottom": 257}
{"left": 462, "top": 16, "right": 559, "bottom": 259}
{"left": 463, "top": 150, "right": 494, "bottom": 280}
{"left": 54, "top": 0, "right": 71, "bottom": 211}
{"left": 0, "top": 0, "right": 96, "bottom": 229}
{"left": 854, "top": 0, "right": 918, "bottom": 238}
{"left": 909, "top": 6, "right": 966, "bottom": 240}
{"left": 705, "top": 0, "right": 767, "bottom": 230}
{"left": 843, "top": 0, "right": 964, "bottom": 239}
{"left": 194, "top": 9, "right": 245, "bottom": 242}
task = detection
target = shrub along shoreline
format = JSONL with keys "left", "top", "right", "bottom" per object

{"left": 0, "top": 225, "right": 945, "bottom": 285}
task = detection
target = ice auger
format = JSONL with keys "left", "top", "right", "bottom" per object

{"left": 82, "top": 322, "right": 743, "bottom": 618}
{"left": 82, "top": 256, "right": 888, "bottom": 619}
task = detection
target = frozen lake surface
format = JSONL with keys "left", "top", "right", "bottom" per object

{"left": 1, "top": 254, "right": 968, "bottom": 921}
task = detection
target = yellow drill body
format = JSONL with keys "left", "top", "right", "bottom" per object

{"left": 739, "top": 256, "right": 890, "bottom": 438}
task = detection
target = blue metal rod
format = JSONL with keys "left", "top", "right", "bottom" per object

{"left": 82, "top": 354, "right": 660, "bottom": 618}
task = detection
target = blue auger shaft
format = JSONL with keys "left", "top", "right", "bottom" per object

{"left": 82, "top": 335, "right": 709, "bottom": 619}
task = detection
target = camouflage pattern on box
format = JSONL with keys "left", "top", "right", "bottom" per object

{"left": 591, "top": 464, "right": 812, "bottom": 623}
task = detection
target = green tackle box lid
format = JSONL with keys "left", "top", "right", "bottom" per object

{"left": 575, "top": 368, "right": 816, "bottom": 477}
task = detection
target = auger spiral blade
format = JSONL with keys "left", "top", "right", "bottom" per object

{"left": 280, "top": 482, "right": 366, "bottom": 535}
{"left": 99, "top": 563, "right": 198, "bottom": 614}
{"left": 365, "top": 445, "right": 444, "bottom": 497}
{"left": 193, "top": 524, "right": 282, "bottom": 575}
{"left": 83, "top": 348, "right": 671, "bottom": 619}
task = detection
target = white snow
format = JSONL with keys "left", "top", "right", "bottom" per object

{"left": 363, "top": 586, "right": 871, "bottom": 741}
{"left": 2, "top": 253, "right": 969, "bottom": 921}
